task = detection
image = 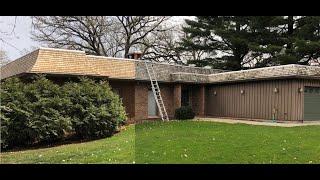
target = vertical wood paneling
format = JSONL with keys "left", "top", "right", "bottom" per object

{"left": 276, "top": 80, "right": 280, "bottom": 120}
{"left": 280, "top": 80, "right": 285, "bottom": 120}
{"left": 288, "top": 81, "right": 292, "bottom": 120}
{"left": 240, "top": 83, "right": 244, "bottom": 118}
{"left": 258, "top": 81, "right": 263, "bottom": 119}
{"left": 253, "top": 83, "right": 262, "bottom": 119}
{"left": 264, "top": 81, "right": 269, "bottom": 119}
{"left": 292, "top": 80, "right": 297, "bottom": 121}
{"left": 206, "top": 78, "right": 320, "bottom": 121}
{"left": 297, "top": 79, "right": 303, "bottom": 120}
{"left": 262, "top": 82, "right": 267, "bottom": 119}
{"left": 231, "top": 84, "right": 234, "bottom": 117}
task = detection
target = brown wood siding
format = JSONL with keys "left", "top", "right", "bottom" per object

{"left": 205, "top": 79, "right": 320, "bottom": 121}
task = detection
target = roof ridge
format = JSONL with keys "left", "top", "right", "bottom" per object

{"left": 39, "top": 47, "right": 85, "bottom": 53}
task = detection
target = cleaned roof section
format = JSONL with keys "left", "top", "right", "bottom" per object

{"left": 1, "top": 47, "right": 136, "bottom": 79}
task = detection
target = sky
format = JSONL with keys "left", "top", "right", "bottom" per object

{"left": 0, "top": 16, "right": 191, "bottom": 61}
{"left": 0, "top": 16, "right": 39, "bottom": 60}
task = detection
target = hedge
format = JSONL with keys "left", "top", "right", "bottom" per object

{"left": 0, "top": 76, "right": 126, "bottom": 150}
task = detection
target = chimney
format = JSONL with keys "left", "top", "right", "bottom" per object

{"left": 127, "top": 51, "right": 142, "bottom": 60}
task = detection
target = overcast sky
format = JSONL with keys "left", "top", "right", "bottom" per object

{"left": 0, "top": 16, "right": 191, "bottom": 61}
{"left": 0, "top": 16, "right": 39, "bottom": 60}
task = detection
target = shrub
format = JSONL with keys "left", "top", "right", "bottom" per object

{"left": 0, "top": 105, "right": 12, "bottom": 149}
{"left": 0, "top": 76, "right": 127, "bottom": 150}
{"left": 174, "top": 106, "right": 195, "bottom": 120}
{"left": 1, "top": 77, "right": 36, "bottom": 149}
{"left": 24, "top": 77, "right": 72, "bottom": 144}
{"left": 63, "top": 78, "right": 127, "bottom": 139}
{"left": 0, "top": 77, "right": 72, "bottom": 149}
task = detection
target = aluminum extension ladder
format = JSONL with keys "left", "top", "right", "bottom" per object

{"left": 144, "top": 61, "right": 169, "bottom": 121}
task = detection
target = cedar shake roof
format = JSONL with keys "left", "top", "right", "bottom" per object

{"left": 1, "top": 47, "right": 319, "bottom": 83}
{"left": 0, "top": 47, "right": 223, "bottom": 81}
{"left": 171, "top": 64, "right": 320, "bottom": 84}
{"left": 0, "top": 48, "right": 136, "bottom": 80}
{"left": 207, "top": 64, "right": 320, "bottom": 83}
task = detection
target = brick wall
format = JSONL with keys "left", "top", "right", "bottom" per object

{"left": 159, "top": 83, "right": 175, "bottom": 118}
{"left": 133, "top": 82, "right": 175, "bottom": 121}
{"left": 173, "top": 84, "right": 182, "bottom": 112}
{"left": 109, "top": 80, "right": 135, "bottom": 123}
{"left": 134, "top": 82, "right": 149, "bottom": 121}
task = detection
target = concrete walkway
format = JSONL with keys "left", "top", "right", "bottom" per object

{"left": 194, "top": 117, "right": 320, "bottom": 127}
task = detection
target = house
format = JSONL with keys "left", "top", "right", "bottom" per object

{"left": 1, "top": 47, "right": 320, "bottom": 122}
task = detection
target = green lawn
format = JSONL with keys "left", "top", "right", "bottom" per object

{"left": 0, "top": 125, "right": 135, "bottom": 164}
{"left": 1, "top": 121, "right": 320, "bottom": 164}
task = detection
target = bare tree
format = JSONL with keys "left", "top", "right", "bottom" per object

{"left": 114, "top": 16, "right": 170, "bottom": 58}
{"left": 141, "top": 29, "right": 183, "bottom": 64}
{"left": 0, "top": 16, "right": 24, "bottom": 56}
{"left": 138, "top": 23, "right": 209, "bottom": 65}
{"left": 0, "top": 49, "right": 10, "bottom": 67}
{"left": 32, "top": 16, "right": 120, "bottom": 56}
{"left": 31, "top": 16, "right": 175, "bottom": 59}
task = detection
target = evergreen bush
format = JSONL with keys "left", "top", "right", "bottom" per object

{"left": 174, "top": 106, "right": 195, "bottom": 120}
{"left": 0, "top": 76, "right": 127, "bottom": 150}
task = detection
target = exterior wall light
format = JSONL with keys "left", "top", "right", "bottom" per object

{"left": 298, "top": 87, "right": 303, "bottom": 93}
{"left": 240, "top": 90, "right": 245, "bottom": 94}
{"left": 274, "top": 88, "right": 279, "bottom": 93}
{"left": 214, "top": 91, "right": 217, "bottom": 96}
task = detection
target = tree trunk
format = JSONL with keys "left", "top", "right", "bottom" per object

{"left": 124, "top": 36, "right": 131, "bottom": 58}
{"left": 124, "top": 45, "right": 130, "bottom": 58}
{"left": 287, "top": 16, "right": 294, "bottom": 51}
{"left": 235, "top": 21, "right": 242, "bottom": 70}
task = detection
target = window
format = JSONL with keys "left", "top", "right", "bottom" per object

{"left": 148, "top": 90, "right": 157, "bottom": 116}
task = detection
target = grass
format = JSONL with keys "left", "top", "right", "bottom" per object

{"left": 0, "top": 125, "right": 135, "bottom": 164}
{"left": 1, "top": 121, "right": 320, "bottom": 164}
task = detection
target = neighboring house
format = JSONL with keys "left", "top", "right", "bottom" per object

{"left": 1, "top": 47, "right": 320, "bottom": 122}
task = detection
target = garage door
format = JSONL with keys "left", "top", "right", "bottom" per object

{"left": 304, "top": 87, "right": 320, "bottom": 121}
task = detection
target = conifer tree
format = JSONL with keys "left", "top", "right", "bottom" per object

{"left": 181, "top": 16, "right": 320, "bottom": 70}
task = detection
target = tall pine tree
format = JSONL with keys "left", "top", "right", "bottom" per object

{"left": 181, "top": 16, "right": 320, "bottom": 70}
{"left": 261, "top": 16, "right": 320, "bottom": 66}
{"left": 282, "top": 16, "right": 320, "bottom": 65}
{"left": 181, "top": 16, "right": 251, "bottom": 70}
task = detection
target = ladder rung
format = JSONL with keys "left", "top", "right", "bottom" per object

{"left": 145, "top": 61, "right": 169, "bottom": 121}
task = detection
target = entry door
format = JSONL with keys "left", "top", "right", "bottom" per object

{"left": 304, "top": 87, "right": 320, "bottom": 121}
{"left": 148, "top": 90, "right": 157, "bottom": 116}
